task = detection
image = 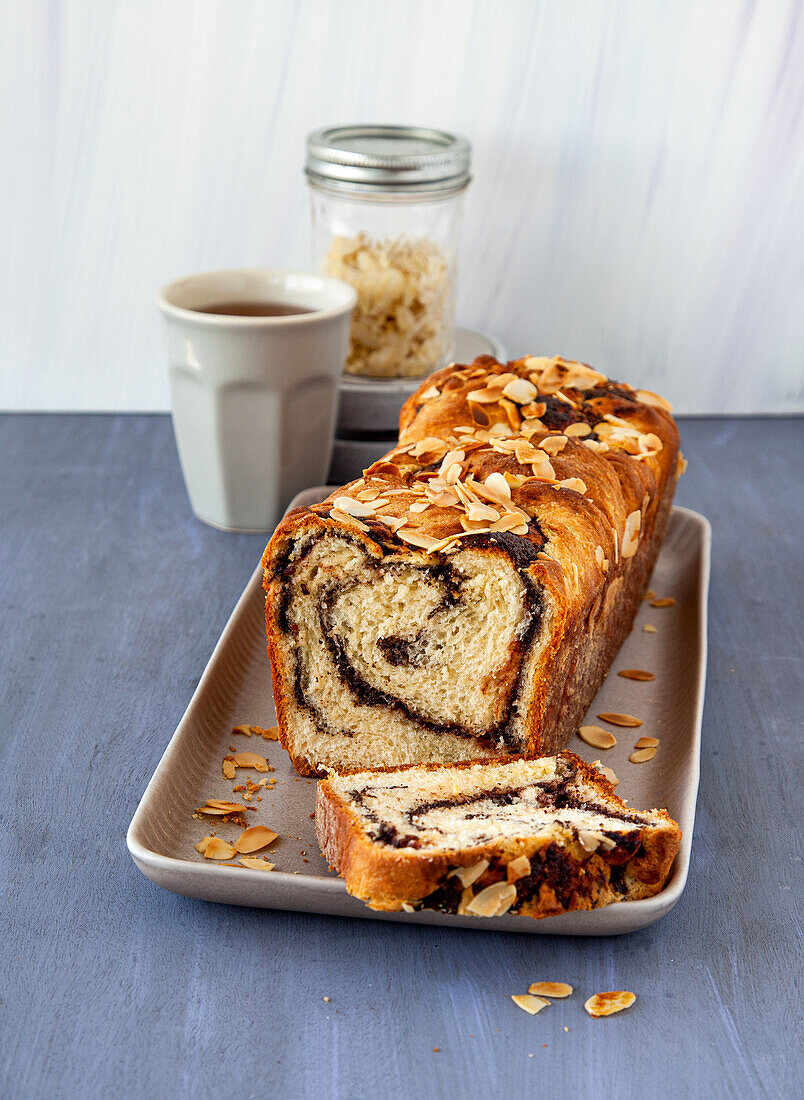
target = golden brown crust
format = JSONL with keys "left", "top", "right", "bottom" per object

{"left": 262, "top": 355, "right": 682, "bottom": 772}
{"left": 315, "top": 752, "right": 682, "bottom": 918}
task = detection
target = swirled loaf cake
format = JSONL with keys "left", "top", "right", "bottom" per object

{"left": 315, "top": 754, "right": 681, "bottom": 916}
{"left": 262, "top": 355, "right": 682, "bottom": 775}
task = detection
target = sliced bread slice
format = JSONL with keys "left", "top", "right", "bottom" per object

{"left": 315, "top": 753, "right": 681, "bottom": 919}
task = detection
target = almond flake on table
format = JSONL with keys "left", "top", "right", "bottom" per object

{"left": 634, "top": 736, "right": 660, "bottom": 749}
{"left": 194, "top": 836, "right": 237, "bottom": 860}
{"left": 232, "top": 752, "right": 271, "bottom": 771}
{"left": 234, "top": 825, "right": 278, "bottom": 853}
{"left": 642, "top": 623, "right": 658, "bottom": 633}
{"left": 578, "top": 725, "right": 617, "bottom": 749}
{"left": 650, "top": 597, "right": 676, "bottom": 608}
{"left": 629, "top": 747, "right": 657, "bottom": 763}
{"left": 528, "top": 982, "right": 573, "bottom": 998}
{"left": 232, "top": 724, "right": 279, "bottom": 740}
{"left": 584, "top": 991, "right": 636, "bottom": 1017}
{"left": 511, "top": 994, "right": 550, "bottom": 1015}
{"left": 238, "top": 857, "right": 275, "bottom": 871}
{"left": 617, "top": 669, "right": 656, "bottom": 682}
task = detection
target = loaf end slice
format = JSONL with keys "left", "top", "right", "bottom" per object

{"left": 315, "top": 753, "right": 681, "bottom": 918}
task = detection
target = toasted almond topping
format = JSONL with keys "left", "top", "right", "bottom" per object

{"left": 506, "top": 855, "right": 531, "bottom": 882}
{"left": 329, "top": 508, "right": 369, "bottom": 531}
{"left": 635, "top": 388, "right": 673, "bottom": 412}
{"left": 528, "top": 982, "right": 573, "bottom": 998}
{"left": 564, "top": 422, "right": 592, "bottom": 437}
{"left": 621, "top": 509, "right": 641, "bottom": 559}
{"left": 222, "top": 758, "right": 236, "bottom": 780}
{"left": 537, "top": 434, "right": 568, "bottom": 456}
{"left": 650, "top": 597, "right": 676, "bottom": 608}
{"left": 409, "top": 500, "right": 430, "bottom": 513}
{"left": 596, "top": 764, "right": 619, "bottom": 787}
{"left": 643, "top": 623, "right": 658, "bottom": 633}
{"left": 635, "top": 736, "right": 660, "bottom": 749}
{"left": 401, "top": 902, "right": 416, "bottom": 913}
{"left": 234, "top": 825, "right": 278, "bottom": 854}
{"left": 456, "top": 885, "right": 475, "bottom": 916}
{"left": 233, "top": 751, "right": 271, "bottom": 771}
{"left": 332, "top": 495, "right": 376, "bottom": 518}
{"left": 584, "top": 991, "right": 636, "bottom": 1017}
{"left": 450, "top": 859, "right": 489, "bottom": 888}
{"left": 598, "top": 712, "right": 643, "bottom": 728}
{"left": 465, "top": 881, "right": 518, "bottom": 917}
{"left": 629, "top": 747, "right": 657, "bottom": 763}
{"left": 238, "top": 857, "right": 275, "bottom": 871}
{"left": 419, "top": 385, "right": 440, "bottom": 401}
{"left": 467, "top": 503, "right": 500, "bottom": 522}
{"left": 617, "top": 669, "right": 655, "bottom": 681}
{"left": 195, "top": 836, "right": 236, "bottom": 860}
{"left": 397, "top": 529, "right": 439, "bottom": 551}
{"left": 578, "top": 724, "right": 617, "bottom": 749}
{"left": 483, "top": 471, "right": 511, "bottom": 498}
{"left": 501, "top": 377, "right": 538, "bottom": 405}
{"left": 511, "top": 994, "right": 549, "bottom": 1015}
{"left": 556, "top": 477, "right": 587, "bottom": 494}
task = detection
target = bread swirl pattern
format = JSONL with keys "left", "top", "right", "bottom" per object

{"left": 262, "top": 355, "right": 682, "bottom": 776}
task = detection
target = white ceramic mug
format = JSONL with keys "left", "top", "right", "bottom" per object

{"left": 156, "top": 268, "right": 356, "bottom": 531}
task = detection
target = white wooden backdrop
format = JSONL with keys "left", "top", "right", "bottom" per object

{"left": 1, "top": 0, "right": 802, "bottom": 413}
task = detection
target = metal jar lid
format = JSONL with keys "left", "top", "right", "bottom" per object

{"left": 306, "top": 124, "right": 471, "bottom": 197}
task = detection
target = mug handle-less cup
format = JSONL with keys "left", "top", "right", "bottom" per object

{"left": 156, "top": 269, "right": 356, "bottom": 531}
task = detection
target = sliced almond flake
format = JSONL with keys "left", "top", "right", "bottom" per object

{"left": 621, "top": 510, "right": 642, "bottom": 559}
{"left": 503, "top": 472, "right": 528, "bottom": 489}
{"left": 465, "top": 881, "right": 518, "bottom": 917}
{"left": 375, "top": 514, "right": 407, "bottom": 532}
{"left": 409, "top": 500, "right": 430, "bottom": 513}
{"left": 443, "top": 462, "right": 463, "bottom": 486}
{"left": 401, "top": 902, "right": 416, "bottom": 913}
{"left": 613, "top": 527, "right": 619, "bottom": 563}
{"left": 501, "top": 377, "right": 538, "bottom": 404}
{"left": 618, "top": 669, "right": 655, "bottom": 681}
{"left": 511, "top": 994, "right": 550, "bottom": 1015}
{"left": 233, "top": 751, "right": 271, "bottom": 771}
{"left": 329, "top": 508, "right": 369, "bottom": 532}
{"left": 439, "top": 448, "right": 466, "bottom": 472}
{"left": 356, "top": 488, "right": 380, "bottom": 501}
{"left": 538, "top": 435, "right": 568, "bottom": 456}
{"left": 635, "top": 389, "right": 673, "bottom": 412}
{"left": 598, "top": 712, "right": 643, "bottom": 728}
{"left": 596, "top": 764, "right": 619, "bottom": 787}
{"left": 222, "top": 758, "right": 236, "bottom": 780}
{"left": 231, "top": 724, "right": 253, "bottom": 737}
{"left": 582, "top": 438, "right": 609, "bottom": 454}
{"left": 650, "top": 597, "right": 676, "bottom": 608}
{"left": 429, "top": 491, "right": 460, "bottom": 508}
{"left": 414, "top": 436, "right": 450, "bottom": 457}
{"left": 521, "top": 401, "right": 547, "bottom": 418}
{"left": 578, "top": 725, "right": 617, "bottom": 750}
{"left": 397, "top": 529, "right": 439, "bottom": 551}
{"left": 234, "top": 825, "right": 279, "bottom": 854}
{"left": 483, "top": 471, "right": 511, "bottom": 498}
{"left": 595, "top": 545, "right": 605, "bottom": 567}
{"left": 564, "top": 422, "right": 592, "bottom": 437}
{"left": 506, "top": 855, "right": 531, "bottom": 882}
{"left": 450, "top": 859, "right": 489, "bottom": 888}
{"left": 466, "top": 387, "right": 503, "bottom": 404}
{"left": 629, "top": 746, "right": 657, "bottom": 763}
{"left": 556, "top": 477, "right": 587, "bottom": 494}
{"left": 644, "top": 589, "right": 656, "bottom": 600}
{"left": 634, "top": 736, "right": 660, "bottom": 748}
{"left": 238, "top": 857, "right": 275, "bottom": 871}
{"left": 205, "top": 799, "right": 247, "bottom": 811}
{"left": 456, "top": 885, "right": 475, "bottom": 916}
{"left": 530, "top": 458, "right": 556, "bottom": 480}
{"left": 195, "top": 806, "right": 234, "bottom": 816}
{"left": 642, "top": 623, "right": 658, "bottom": 633}
{"left": 419, "top": 384, "right": 441, "bottom": 401}
{"left": 584, "top": 991, "right": 636, "bottom": 1017}
{"left": 676, "top": 453, "right": 688, "bottom": 477}
{"left": 466, "top": 503, "right": 500, "bottom": 522}
{"left": 195, "top": 836, "right": 236, "bottom": 860}
{"left": 333, "top": 495, "right": 376, "bottom": 518}
{"left": 499, "top": 397, "right": 522, "bottom": 430}
{"left": 528, "top": 982, "right": 573, "bottom": 998}
{"left": 491, "top": 513, "right": 528, "bottom": 534}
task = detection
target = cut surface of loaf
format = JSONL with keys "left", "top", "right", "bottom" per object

{"left": 316, "top": 754, "right": 681, "bottom": 918}
{"left": 262, "top": 355, "right": 682, "bottom": 775}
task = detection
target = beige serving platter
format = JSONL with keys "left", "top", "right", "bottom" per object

{"left": 127, "top": 490, "right": 710, "bottom": 936}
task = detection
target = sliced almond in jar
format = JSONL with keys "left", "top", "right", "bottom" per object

{"left": 511, "top": 994, "right": 549, "bottom": 1015}
{"left": 629, "top": 747, "right": 657, "bottom": 763}
{"left": 597, "top": 712, "right": 643, "bottom": 728}
{"left": 584, "top": 991, "right": 636, "bottom": 1017}
{"left": 617, "top": 669, "right": 655, "bottom": 681}
{"left": 578, "top": 725, "right": 617, "bottom": 750}
{"left": 450, "top": 859, "right": 489, "bottom": 888}
{"left": 506, "top": 855, "right": 531, "bottom": 882}
{"left": 465, "top": 881, "right": 518, "bottom": 917}
{"left": 234, "top": 825, "right": 278, "bottom": 854}
{"left": 528, "top": 982, "right": 573, "bottom": 998}
{"left": 634, "top": 736, "right": 659, "bottom": 749}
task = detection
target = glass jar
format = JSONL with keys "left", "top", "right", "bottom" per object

{"left": 306, "top": 125, "right": 471, "bottom": 379}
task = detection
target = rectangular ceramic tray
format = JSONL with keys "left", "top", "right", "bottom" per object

{"left": 128, "top": 491, "right": 710, "bottom": 935}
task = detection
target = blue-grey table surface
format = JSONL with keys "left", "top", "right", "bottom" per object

{"left": 1, "top": 413, "right": 802, "bottom": 1100}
